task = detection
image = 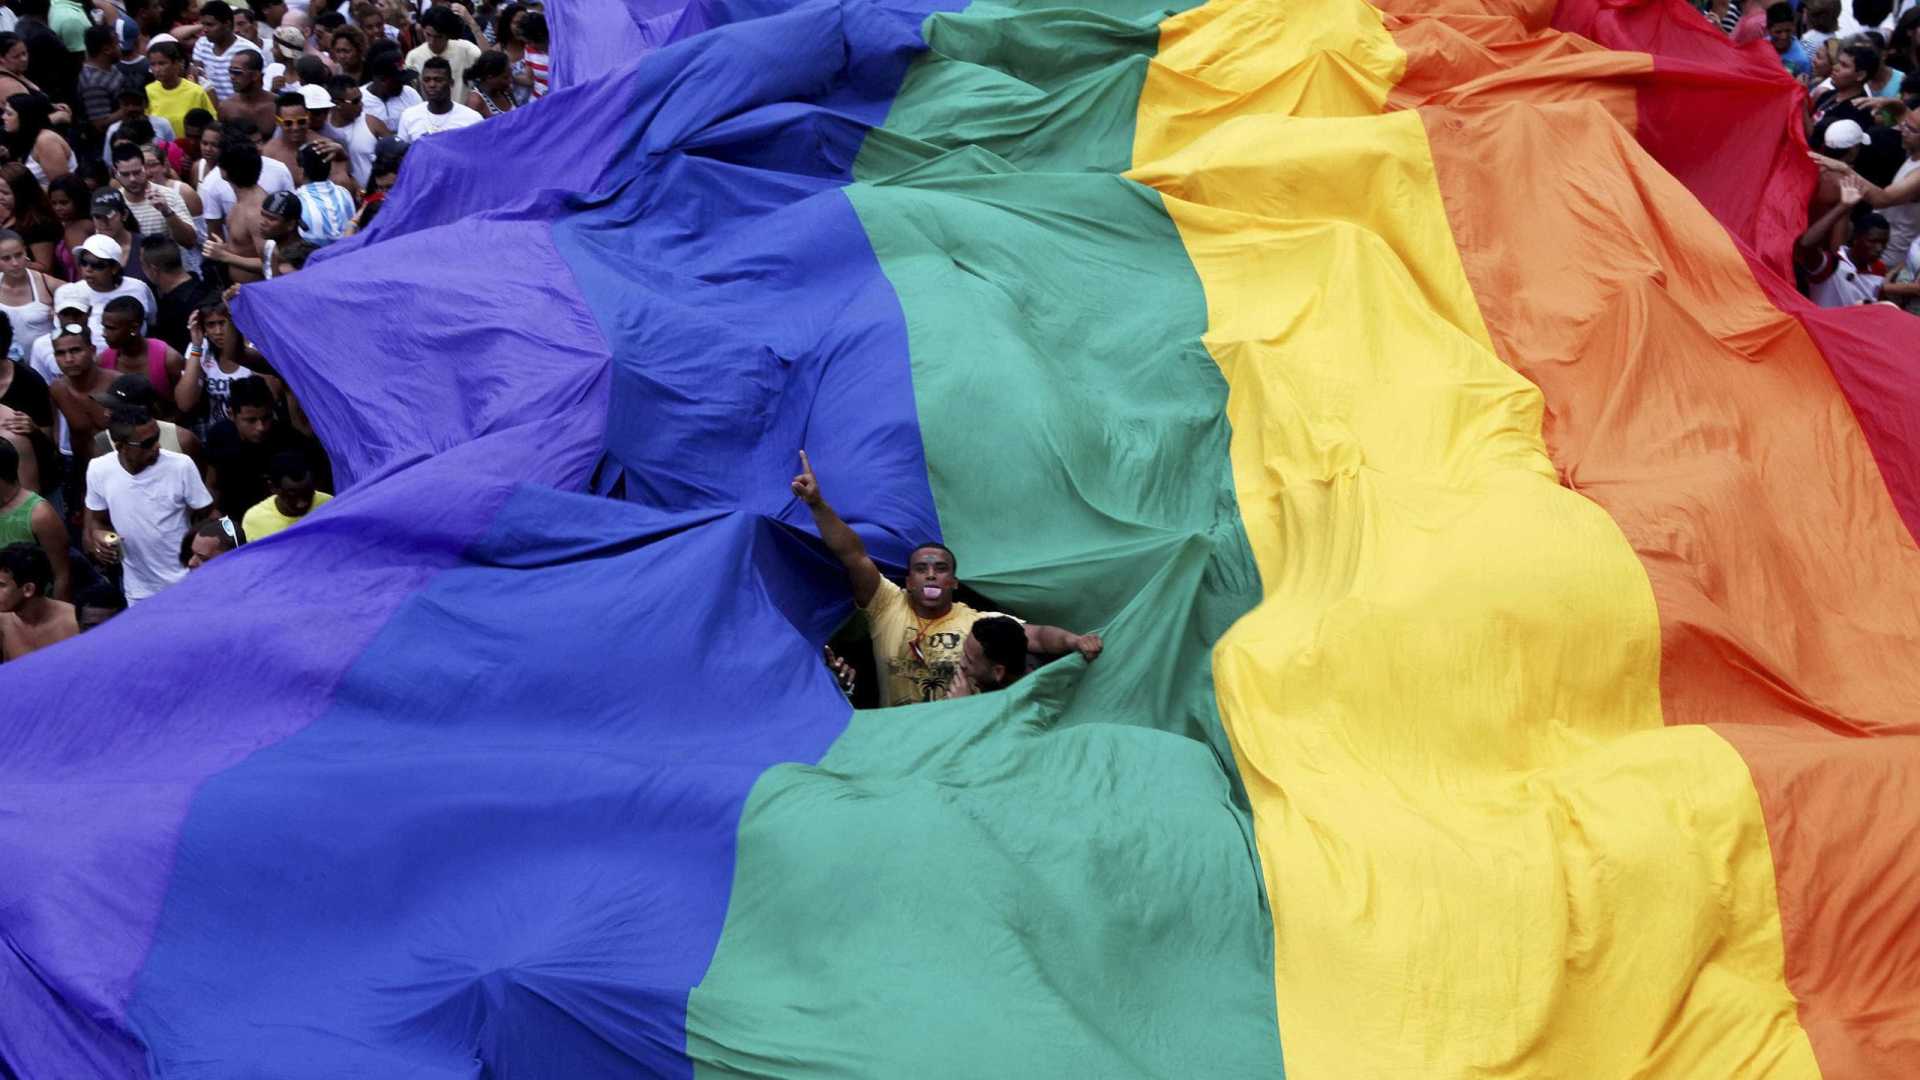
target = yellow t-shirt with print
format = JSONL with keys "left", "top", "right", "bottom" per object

{"left": 146, "top": 79, "right": 216, "bottom": 144}
{"left": 862, "top": 576, "right": 1013, "bottom": 707}
{"left": 241, "top": 491, "right": 332, "bottom": 542}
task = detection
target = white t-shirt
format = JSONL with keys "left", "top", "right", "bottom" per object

{"left": 405, "top": 38, "right": 483, "bottom": 101}
{"left": 198, "top": 157, "right": 297, "bottom": 222}
{"left": 397, "top": 101, "right": 482, "bottom": 142}
{"left": 85, "top": 449, "right": 212, "bottom": 602}
{"left": 1807, "top": 246, "right": 1885, "bottom": 307}
{"left": 361, "top": 83, "right": 423, "bottom": 130}
{"left": 321, "top": 115, "right": 376, "bottom": 187}
{"left": 85, "top": 279, "right": 157, "bottom": 341}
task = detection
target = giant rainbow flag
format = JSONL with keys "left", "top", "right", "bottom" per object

{"left": 2, "top": 0, "right": 1916, "bottom": 1074}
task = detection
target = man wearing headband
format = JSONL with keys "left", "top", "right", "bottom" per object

{"left": 83, "top": 401, "right": 213, "bottom": 603}
{"left": 790, "top": 452, "right": 1104, "bottom": 706}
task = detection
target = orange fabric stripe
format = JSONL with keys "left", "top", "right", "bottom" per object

{"left": 1390, "top": 10, "right": 1920, "bottom": 1074}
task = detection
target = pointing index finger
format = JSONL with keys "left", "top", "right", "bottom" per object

{"left": 799, "top": 449, "right": 812, "bottom": 474}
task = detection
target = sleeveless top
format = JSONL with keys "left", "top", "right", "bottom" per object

{"left": 24, "top": 141, "right": 77, "bottom": 188}
{"left": 0, "top": 489, "right": 42, "bottom": 546}
{"left": 199, "top": 350, "right": 257, "bottom": 426}
{"left": 0, "top": 271, "right": 53, "bottom": 352}
{"left": 476, "top": 89, "right": 511, "bottom": 117}
{"left": 101, "top": 338, "right": 172, "bottom": 397}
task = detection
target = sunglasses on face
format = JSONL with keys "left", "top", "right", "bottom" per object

{"left": 124, "top": 433, "right": 160, "bottom": 450}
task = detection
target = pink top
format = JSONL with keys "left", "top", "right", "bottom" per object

{"left": 100, "top": 337, "right": 171, "bottom": 396}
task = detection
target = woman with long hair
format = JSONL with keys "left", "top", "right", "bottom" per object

{"left": 44, "top": 174, "right": 94, "bottom": 280}
{"left": 465, "top": 50, "right": 515, "bottom": 117}
{"left": 0, "top": 164, "right": 59, "bottom": 273}
{"left": 3, "top": 93, "right": 74, "bottom": 187}
{"left": 0, "top": 226, "right": 60, "bottom": 356}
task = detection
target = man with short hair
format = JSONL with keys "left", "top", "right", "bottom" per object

{"left": 145, "top": 40, "right": 215, "bottom": 138}
{"left": 83, "top": 404, "right": 214, "bottom": 602}
{"left": 216, "top": 47, "right": 279, "bottom": 137}
{"left": 191, "top": 0, "right": 266, "bottom": 102}
{"left": 73, "top": 580, "right": 124, "bottom": 630}
{"left": 946, "top": 615, "right": 1029, "bottom": 698}
{"left": 178, "top": 106, "right": 213, "bottom": 164}
{"left": 359, "top": 52, "right": 421, "bottom": 132}
{"left": 0, "top": 542, "right": 77, "bottom": 659}
{"left": 404, "top": 6, "right": 482, "bottom": 102}
{"left": 75, "top": 232, "right": 157, "bottom": 340}
{"left": 99, "top": 297, "right": 184, "bottom": 409}
{"left": 78, "top": 24, "right": 129, "bottom": 151}
{"left": 110, "top": 142, "right": 198, "bottom": 245}
{"left": 320, "top": 73, "right": 383, "bottom": 187}
{"left": 241, "top": 449, "right": 330, "bottom": 540}
{"left": 0, "top": 439, "right": 70, "bottom": 601}
{"left": 204, "top": 375, "right": 303, "bottom": 521}
{"left": 790, "top": 452, "right": 1104, "bottom": 706}
{"left": 140, "top": 236, "right": 216, "bottom": 351}
{"left": 47, "top": 321, "right": 116, "bottom": 465}
{"left": 261, "top": 88, "right": 312, "bottom": 171}
{"left": 397, "top": 55, "right": 480, "bottom": 142}
{"left": 27, "top": 283, "right": 102, "bottom": 385}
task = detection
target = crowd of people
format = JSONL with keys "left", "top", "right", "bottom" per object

{"left": 1736, "top": 0, "right": 1920, "bottom": 305}
{"left": 0, "top": 0, "right": 551, "bottom": 660}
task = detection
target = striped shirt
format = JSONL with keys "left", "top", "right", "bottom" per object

{"left": 295, "top": 181, "right": 355, "bottom": 246}
{"left": 190, "top": 35, "right": 265, "bottom": 100}
{"left": 525, "top": 48, "right": 550, "bottom": 98}
{"left": 1700, "top": 0, "right": 1744, "bottom": 34}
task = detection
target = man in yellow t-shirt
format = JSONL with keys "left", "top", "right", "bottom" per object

{"left": 240, "top": 451, "right": 330, "bottom": 542}
{"left": 790, "top": 451, "right": 1104, "bottom": 707}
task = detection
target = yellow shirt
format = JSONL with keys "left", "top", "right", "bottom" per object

{"left": 146, "top": 79, "right": 216, "bottom": 143}
{"left": 241, "top": 491, "right": 332, "bottom": 541}
{"left": 861, "top": 577, "right": 1013, "bottom": 707}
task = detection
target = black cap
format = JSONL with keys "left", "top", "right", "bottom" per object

{"left": 91, "top": 189, "right": 127, "bottom": 215}
{"left": 101, "top": 373, "right": 156, "bottom": 408}
{"left": 262, "top": 190, "right": 300, "bottom": 218}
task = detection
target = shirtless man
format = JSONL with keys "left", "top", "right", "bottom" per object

{"left": 261, "top": 90, "right": 308, "bottom": 174}
{"left": 216, "top": 49, "right": 278, "bottom": 139}
{"left": 48, "top": 322, "right": 117, "bottom": 464}
{"left": 0, "top": 542, "right": 77, "bottom": 661}
{"left": 790, "top": 451, "right": 1104, "bottom": 706}
{"left": 202, "top": 140, "right": 269, "bottom": 284}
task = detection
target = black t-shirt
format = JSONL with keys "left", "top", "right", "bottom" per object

{"left": 204, "top": 418, "right": 306, "bottom": 520}
{"left": 0, "top": 360, "right": 52, "bottom": 428}
{"left": 154, "top": 274, "right": 215, "bottom": 352}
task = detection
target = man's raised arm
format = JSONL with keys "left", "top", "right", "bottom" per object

{"left": 791, "top": 450, "right": 882, "bottom": 607}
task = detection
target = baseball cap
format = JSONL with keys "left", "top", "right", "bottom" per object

{"left": 78, "top": 234, "right": 125, "bottom": 265}
{"left": 300, "top": 83, "right": 335, "bottom": 111}
{"left": 262, "top": 191, "right": 301, "bottom": 219}
{"left": 52, "top": 281, "right": 92, "bottom": 314}
{"left": 102, "top": 373, "right": 158, "bottom": 409}
{"left": 272, "top": 25, "right": 305, "bottom": 59}
{"left": 1825, "top": 119, "right": 1872, "bottom": 151}
{"left": 147, "top": 32, "right": 177, "bottom": 47}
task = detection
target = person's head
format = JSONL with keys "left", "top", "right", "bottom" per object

{"left": 1854, "top": 0, "right": 1894, "bottom": 32}
{"left": 228, "top": 375, "right": 275, "bottom": 442}
{"left": 229, "top": 47, "right": 264, "bottom": 94}
{"left": 198, "top": 121, "right": 225, "bottom": 166}
{"left": 52, "top": 281, "right": 90, "bottom": 327}
{"left": 0, "top": 34, "right": 27, "bottom": 77}
{"left": 101, "top": 295, "right": 148, "bottom": 353}
{"left": 274, "top": 89, "right": 309, "bottom": 142}
{"left": 233, "top": 4, "right": 258, "bottom": 42}
{"left": 268, "top": 450, "right": 317, "bottom": 516}
{"left": 1837, "top": 43, "right": 1880, "bottom": 89}
{"left": 200, "top": 0, "right": 236, "bottom": 46}
{"left": 329, "top": 25, "right": 366, "bottom": 72}
{"left": 518, "top": 9, "right": 547, "bottom": 47}
{"left": 45, "top": 173, "right": 90, "bottom": 224}
{"left": 139, "top": 142, "right": 173, "bottom": 186}
{"left": 52, "top": 321, "right": 97, "bottom": 381}
{"left": 315, "top": 8, "right": 347, "bottom": 35}
{"left": 296, "top": 141, "right": 330, "bottom": 185}
{"left": 1852, "top": 210, "right": 1892, "bottom": 265}
{"left": 369, "top": 156, "right": 401, "bottom": 195}
{"left": 1899, "top": 107, "right": 1920, "bottom": 155}
{"left": 467, "top": 49, "right": 510, "bottom": 93}
{"left": 3, "top": 92, "right": 52, "bottom": 147}
{"left": 108, "top": 404, "right": 162, "bottom": 474}
{"left": 260, "top": 190, "right": 299, "bottom": 239}
{"left": 0, "top": 228, "right": 23, "bottom": 280}
{"left": 961, "top": 615, "right": 1026, "bottom": 693}
{"left": 420, "top": 5, "right": 459, "bottom": 50}
{"left": 100, "top": 371, "right": 159, "bottom": 413}
{"left": 270, "top": 236, "right": 310, "bottom": 274}
{"left": 419, "top": 56, "right": 452, "bottom": 104}
{"left": 88, "top": 190, "right": 132, "bottom": 240}
{"left": 218, "top": 135, "right": 264, "bottom": 189}
{"left": 84, "top": 22, "right": 121, "bottom": 62}
{"left": 74, "top": 581, "right": 125, "bottom": 630}
{"left": 493, "top": 1, "right": 523, "bottom": 48}
{"left": 1807, "top": 0, "right": 1842, "bottom": 32}
{"left": 110, "top": 142, "right": 150, "bottom": 198}
{"left": 0, "top": 542, "right": 52, "bottom": 612}
{"left": 78, "top": 230, "right": 127, "bottom": 287}
{"left": 0, "top": 163, "right": 45, "bottom": 229}
{"left": 147, "top": 39, "right": 185, "bottom": 83}
{"left": 326, "top": 74, "right": 364, "bottom": 122}
{"left": 1825, "top": 118, "right": 1872, "bottom": 162}
{"left": 200, "top": 297, "right": 233, "bottom": 351}
{"left": 118, "top": 114, "right": 157, "bottom": 151}
{"left": 180, "top": 517, "right": 236, "bottom": 568}
{"left": 351, "top": 0, "right": 386, "bottom": 37}
{"left": 0, "top": 436, "right": 17, "bottom": 495}
{"left": 365, "top": 53, "right": 407, "bottom": 95}
{"left": 1767, "top": 2, "right": 1797, "bottom": 52}
{"left": 294, "top": 52, "right": 329, "bottom": 88}
{"left": 257, "top": 0, "right": 288, "bottom": 27}
{"left": 905, "top": 542, "right": 958, "bottom": 613}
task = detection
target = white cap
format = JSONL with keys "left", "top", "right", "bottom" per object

{"left": 52, "top": 281, "right": 92, "bottom": 314}
{"left": 147, "top": 32, "right": 177, "bottom": 47}
{"left": 301, "top": 83, "right": 335, "bottom": 111}
{"left": 1825, "top": 119, "right": 1872, "bottom": 151}
{"left": 78, "top": 234, "right": 124, "bottom": 265}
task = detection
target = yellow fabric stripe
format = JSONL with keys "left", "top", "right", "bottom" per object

{"left": 1128, "top": 0, "right": 1820, "bottom": 1075}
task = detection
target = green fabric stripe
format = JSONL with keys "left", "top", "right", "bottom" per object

{"left": 688, "top": 4, "right": 1284, "bottom": 1075}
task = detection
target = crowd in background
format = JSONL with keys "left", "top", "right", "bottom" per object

{"left": 0, "top": 0, "right": 547, "bottom": 658}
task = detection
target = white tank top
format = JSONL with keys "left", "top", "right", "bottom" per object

{"left": 199, "top": 351, "right": 257, "bottom": 426}
{"left": 1883, "top": 157, "right": 1920, "bottom": 272}
{"left": 0, "top": 271, "right": 52, "bottom": 353}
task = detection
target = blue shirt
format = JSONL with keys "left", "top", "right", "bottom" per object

{"left": 296, "top": 181, "right": 355, "bottom": 246}
{"left": 1781, "top": 38, "right": 1812, "bottom": 78}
